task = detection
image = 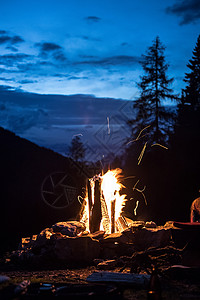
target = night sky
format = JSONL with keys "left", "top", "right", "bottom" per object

{"left": 0, "top": 0, "right": 199, "bottom": 159}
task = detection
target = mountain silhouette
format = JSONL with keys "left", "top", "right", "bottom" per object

{"left": 0, "top": 127, "right": 85, "bottom": 254}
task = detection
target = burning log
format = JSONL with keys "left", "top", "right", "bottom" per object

{"left": 111, "top": 199, "right": 116, "bottom": 233}
{"left": 91, "top": 178, "right": 102, "bottom": 233}
{"left": 81, "top": 169, "right": 127, "bottom": 234}
{"left": 87, "top": 179, "right": 93, "bottom": 233}
{"left": 100, "top": 194, "right": 110, "bottom": 234}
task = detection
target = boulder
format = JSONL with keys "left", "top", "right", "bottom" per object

{"left": 54, "top": 235, "right": 100, "bottom": 263}
{"left": 19, "top": 235, "right": 38, "bottom": 250}
{"left": 52, "top": 221, "right": 86, "bottom": 237}
{"left": 34, "top": 228, "right": 53, "bottom": 249}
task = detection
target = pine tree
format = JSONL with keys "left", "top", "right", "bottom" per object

{"left": 183, "top": 34, "right": 200, "bottom": 108}
{"left": 129, "top": 36, "right": 177, "bottom": 144}
{"left": 69, "top": 136, "right": 85, "bottom": 161}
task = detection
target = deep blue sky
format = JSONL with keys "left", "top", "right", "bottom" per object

{"left": 0, "top": 0, "right": 199, "bottom": 99}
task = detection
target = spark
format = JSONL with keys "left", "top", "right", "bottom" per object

{"left": 133, "top": 180, "right": 147, "bottom": 206}
{"left": 137, "top": 125, "right": 151, "bottom": 140}
{"left": 151, "top": 143, "right": 168, "bottom": 150}
{"left": 78, "top": 195, "right": 84, "bottom": 205}
{"left": 126, "top": 125, "right": 151, "bottom": 145}
{"left": 107, "top": 117, "right": 110, "bottom": 135}
{"left": 73, "top": 133, "right": 83, "bottom": 137}
{"left": 138, "top": 142, "right": 147, "bottom": 165}
{"left": 123, "top": 176, "right": 136, "bottom": 180}
{"left": 134, "top": 200, "right": 139, "bottom": 216}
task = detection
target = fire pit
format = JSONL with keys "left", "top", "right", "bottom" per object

{"left": 81, "top": 168, "right": 128, "bottom": 234}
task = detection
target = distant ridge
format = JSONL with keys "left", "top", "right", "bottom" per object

{"left": 0, "top": 127, "right": 84, "bottom": 254}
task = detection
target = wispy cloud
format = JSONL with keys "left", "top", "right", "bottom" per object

{"left": 166, "top": 0, "right": 200, "bottom": 25}
{"left": 35, "top": 42, "right": 67, "bottom": 61}
{"left": 0, "top": 53, "right": 33, "bottom": 67}
{"left": 84, "top": 16, "right": 101, "bottom": 23}
{"left": 75, "top": 55, "right": 140, "bottom": 67}
{"left": 0, "top": 31, "right": 24, "bottom": 46}
{"left": 81, "top": 35, "right": 101, "bottom": 42}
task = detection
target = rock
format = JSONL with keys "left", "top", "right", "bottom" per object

{"left": 19, "top": 235, "right": 38, "bottom": 250}
{"left": 163, "top": 265, "right": 197, "bottom": 280}
{"left": 0, "top": 275, "right": 10, "bottom": 284}
{"left": 100, "top": 232, "right": 130, "bottom": 244}
{"left": 131, "top": 227, "right": 172, "bottom": 251}
{"left": 97, "top": 259, "right": 117, "bottom": 270}
{"left": 93, "top": 258, "right": 104, "bottom": 265}
{"left": 88, "top": 231, "right": 105, "bottom": 240}
{"left": 124, "top": 218, "right": 145, "bottom": 229}
{"left": 52, "top": 221, "right": 86, "bottom": 237}
{"left": 54, "top": 236, "right": 100, "bottom": 263}
{"left": 34, "top": 228, "right": 53, "bottom": 250}
{"left": 19, "top": 237, "right": 32, "bottom": 250}
{"left": 145, "top": 221, "right": 157, "bottom": 228}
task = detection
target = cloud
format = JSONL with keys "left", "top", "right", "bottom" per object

{"left": 84, "top": 16, "right": 101, "bottom": 23}
{"left": 75, "top": 55, "right": 140, "bottom": 67}
{"left": 81, "top": 35, "right": 101, "bottom": 42}
{"left": 79, "top": 55, "right": 98, "bottom": 59}
{"left": 35, "top": 42, "right": 67, "bottom": 61}
{"left": 121, "top": 42, "right": 129, "bottom": 46}
{"left": 6, "top": 46, "right": 18, "bottom": 52}
{"left": 166, "top": 0, "right": 200, "bottom": 25}
{"left": 0, "top": 53, "right": 33, "bottom": 67}
{"left": 36, "top": 42, "right": 62, "bottom": 52}
{"left": 67, "top": 75, "right": 89, "bottom": 80}
{"left": 0, "top": 77, "right": 15, "bottom": 82}
{"left": 18, "top": 79, "right": 38, "bottom": 84}
{"left": 7, "top": 112, "right": 40, "bottom": 133}
{"left": 0, "top": 30, "right": 8, "bottom": 35}
{"left": 5, "top": 106, "right": 48, "bottom": 134}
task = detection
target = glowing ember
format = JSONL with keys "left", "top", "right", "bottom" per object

{"left": 81, "top": 168, "right": 127, "bottom": 234}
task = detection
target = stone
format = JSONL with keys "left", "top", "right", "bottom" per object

{"left": 0, "top": 275, "right": 10, "bottom": 284}
{"left": 19, "top": 234, "right": 38, "bottom": 250}
{"left": 124, "top": 218, "right": 145, "bottom": 229}
{"left": 100, "top": 232, "right": 130, "bottom": 244}
{"left": 54, "top": 235, "right": 100, "bottom": 263}
{"left": 145, "top": 221, "right": 157, "bottom": 228}
{"left": 52, "top": 221, "right": 86, "bottom": 237}
{"left": 19, "top": 237, "right": 32, "bottom": 250}
{"left": 88, "top": 231, "right": 105, "bottom": 240}
{"left": 34, "top": 228, "right": 53, "bottom": 249}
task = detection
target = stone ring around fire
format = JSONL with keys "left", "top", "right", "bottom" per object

{"left": 41, "top": 172, "right": 78, "bottom": 209}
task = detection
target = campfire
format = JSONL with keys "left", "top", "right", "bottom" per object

{"left": 5, "top": 167, "right": 181, "bottom": 272}
{"left": 81, "top": 168, "right": 128, "bottom": 234}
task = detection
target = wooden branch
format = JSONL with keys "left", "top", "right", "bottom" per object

{"left": 111, "top": 200, "right": 116, "bottom": 233}
{"left": 91, "top": 179, "right": 102, "bottom": 233}
{"left": 100, "top": 194, "right": 110, "bottom": 234}
{"left": 87, "top": 179, "right": 93, "bottom": 232}
{"left": 87, "top": 271, "right": 150, "bottom": 287}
